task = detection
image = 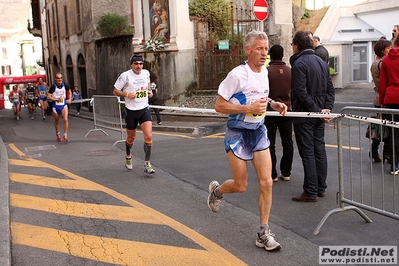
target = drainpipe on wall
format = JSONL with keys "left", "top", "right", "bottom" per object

{"left": 44, "top": 0, "right": 52, "bottom": 83}
{"left": 55, "top": 0, "right": 62, "bottom": 71}
{"left": 141, "top": 0, "right": 145, "bottom": 40}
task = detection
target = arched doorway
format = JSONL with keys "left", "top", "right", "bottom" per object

{"left": 52, "top": 55, "right": 59, "bottom": 83}
{"left": 66, "top": 54, "right": 74, "bottom": 89}
{"left": 77, "top": 54, "right": 88, "bottom": 108}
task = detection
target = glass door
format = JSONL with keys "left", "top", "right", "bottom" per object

{"left": 351, "top": 43, "right": 368, "bottom": 82}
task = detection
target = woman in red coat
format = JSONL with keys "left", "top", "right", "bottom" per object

{"left": 379, "top": 34, "right": 399, "bottom": 174}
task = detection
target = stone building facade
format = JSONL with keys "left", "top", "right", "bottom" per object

{"left": 33, "top": 0, "right": 297, "bottom": 106}
{"left": 37, "top": 0, "right": 197, "bottom": 105}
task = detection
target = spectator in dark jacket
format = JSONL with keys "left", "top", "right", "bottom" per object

{"left": 290, "top": 30, "right": 335, "bottom": 202}
{"left": 379, "top": 34, "right": 399, "bottom": 174}
{"left": 313, "top": 36, "right": 329, "bottom": 64}
{"left": 264, "top": 44, "right": 293, "bottom": 182}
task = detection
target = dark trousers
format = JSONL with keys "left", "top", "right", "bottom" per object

{"left": 45, "top": 101, "right": 52, "bottom": 116}
{"left": 371, "top": 138, "right": 390, "bottom": 158}
{"left": 264, "top": 116, "right": 294, "bottom": 178}
{"left": 371, "top": 105, "right": 390, "bottom": 159}
{"left": 149, "top": 99, "right": 161, "bottom": 123}
{"left": 385, "top": 104, "right": 399, "bottom": 168}
{"left": 294, "top": 120, "right": 328, "bottom": 196}
{"left": 75, "top": 103, "right": 81, "bottom": 113}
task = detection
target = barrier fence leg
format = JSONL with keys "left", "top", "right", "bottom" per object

{"left": 84, "top": 128, "right": 108, "bottom": 138}
{"left": 313, "top": 205, "right": 372, "bottom": 235}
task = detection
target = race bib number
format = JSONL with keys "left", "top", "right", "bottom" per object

{"left": 11, "top": 93, "right": 19, "bottom": 100}
{"left": 55, "top": 97, "right": 65, "bottom": 105}
{"left": 244, "top": 112, "right": 266, "bottom": 123}
{"left": 40, "top": 91, "right": 46, "bottom": 96}
{"left": 243, "top": 94, "right": 266, "bottom": 123}
{"left": 28, "top": 94, "right": 34, "bottom": 99}
{"left": 135, "top": 90, "right": 148, "bottom": 99}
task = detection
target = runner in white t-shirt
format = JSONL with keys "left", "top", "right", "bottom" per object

{"left": 113, "top": 53, "right": 155, "bottom": 174}
{"left": 206, "top": 31, "right": 288, "bottom": 252}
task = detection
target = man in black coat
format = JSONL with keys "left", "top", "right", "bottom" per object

{"left": 313, "top": 36, "right": 329, "bottom": 64}
{"left": 290, "top": 31, "right": 335, "bottom": 202}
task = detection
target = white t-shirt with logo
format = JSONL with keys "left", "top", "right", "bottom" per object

{"left": 114, "top": 69, "right": 150, "bottom": 110}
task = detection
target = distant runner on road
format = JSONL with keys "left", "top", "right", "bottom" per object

{"left": 36, "top": 77, "right": 49, "bottom": 121}
{"left": 48, "top": 73, "right": 71, "bottom": 142}
{"left": 113, "top": 53, "right": 155, "bottom": 174}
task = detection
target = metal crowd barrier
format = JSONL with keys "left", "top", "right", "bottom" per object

{"left": 84, "top": 97, "right": 399, "bottom": 234}
{"left": 313, "top": 106, "right": 399, "bottom": 235}
{"left": 84, "top": 95, "right": 125, "bottom": 146}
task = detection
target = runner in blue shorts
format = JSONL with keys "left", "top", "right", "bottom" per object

{"left": 37, "top": 77, "right": 49, "bottom": 121}
{"left": 207, "top": 31, "right": 288, "bottom": 252}
{"left": 48, "top": 73, "right": 71, "bottom": 142}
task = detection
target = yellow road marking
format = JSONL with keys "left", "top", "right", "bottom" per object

{"left": 10, "top": 173, "right": 98, "bottom": 190}
{"left": 325, "top": 144, "right": 361, "bottom": 150}
{"left": 135, "top": 130, "right": 196, "bottom": 139}
{"left": 11, "top": 222, "right": 238, "bottom": 265}
{"left": 153, "top": 131, "right": 196, "bottom": 139}
{"left": 202, "top": 132, "right": 225, "bottom": 139}
{"left": 8, "top": 143, "right": 246, "bottom": 266}
{"left": 11, "top": 193, "right": 163, "bottom": 224}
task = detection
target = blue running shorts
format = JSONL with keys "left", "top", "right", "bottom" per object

{"left": 53, "top": 104, "right": 67, "bottom": 115}
{"left": 224, "top": 125, "right": 270, "bottom": 160}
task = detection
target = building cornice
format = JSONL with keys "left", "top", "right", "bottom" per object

{"left": 353, "top": 0, "right": 399, "bottom": 14}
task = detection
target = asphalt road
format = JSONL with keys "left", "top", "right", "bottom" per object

{"left": 1, "top": 82, "right": 398, "bottom": 265}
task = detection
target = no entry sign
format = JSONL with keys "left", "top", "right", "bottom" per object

{"left": 253, "top": 0, "right": 268, "bottom": 21}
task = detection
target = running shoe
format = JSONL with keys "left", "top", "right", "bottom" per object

{"left": 16, "top": 117, "right": 20, "bottom": 121}
{"left": 56, "top": 132, "right": 62, "bottom": 142}
{"left": 126, "top": 157, "right": 133, "bottom": 170}
{"left": 63, "top": 134, "right": 69, "bottom": 142}
{"left": 144, "top": 162, "right": 155, "bottom": 174}
{"left": 390, "top": 166, "right": 399, "bottom": 175}
{"left": 42, "top": 116, "right": 46, "bottom": 121}
{"left": 207, "top": 180, "right": 223, "bottom": 212}
{"left": 255, "top": 229, "right": 281, "bottom": 251}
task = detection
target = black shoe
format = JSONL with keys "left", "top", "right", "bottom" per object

{"left": 370, "top": 152, "right": 382, "bottom": 163}
{"left": 292, "top": 193, "right": 318, "bottom": 202}
{"left": 373, "top": 155, "right": 382, "bottom": 163}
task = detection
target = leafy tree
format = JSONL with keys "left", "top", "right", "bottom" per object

{"left": 98, "top": 13, "right": 131, "bottom": 38}
{"left": 189, "top": 0, "right": 231, "bottom": 42}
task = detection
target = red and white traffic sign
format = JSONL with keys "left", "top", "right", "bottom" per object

{"left": 253, "top": 0, "right": 268, "bottom": 21}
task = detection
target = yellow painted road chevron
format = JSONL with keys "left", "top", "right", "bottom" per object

{"left": 8, "top": 143, "right": 246, "bottom": 265}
